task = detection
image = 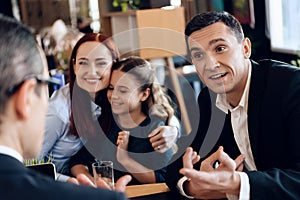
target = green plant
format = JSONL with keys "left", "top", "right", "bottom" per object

{"left": 112, "top": 0, "right": 140, "bottom": 11}
{"left": 291, "top": 58, "right": 300, "bottom": 67}
{"left": 24, "top": 153, "right": 53, "bottom": 166}
{"left": 290, "top": 52, "right": 300, "bottom": 67}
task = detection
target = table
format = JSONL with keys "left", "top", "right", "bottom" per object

{"left": 125, "top": 183, "right": 189, "bottom": 200}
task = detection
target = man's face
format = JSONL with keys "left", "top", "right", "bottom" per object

{"left": 188, "top": 22, "right": 251, "bottom": 101}
{"left": 23, "top": 47, "right": 49, "bottom": 159}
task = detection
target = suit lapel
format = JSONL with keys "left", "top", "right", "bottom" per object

{"left": 247, "top": 60, "right": 268, "bottom": 167}
{"left": 0, "top": 154, "right": 27, "bottom": 172}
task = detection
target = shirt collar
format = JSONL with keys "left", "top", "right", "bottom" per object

{"left": 91, "top": 100, "right": 101, "bottom": 116}
{"left": 0, "top": 145, "right": 23, "bottom": 163}
{"left": 216, "top": 64, "right": 252, "bottom": 113}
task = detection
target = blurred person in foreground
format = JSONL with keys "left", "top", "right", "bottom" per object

{"left": 166, "top": 11, "right": 300, "bottom": 200}
{"left": 0, "top": 13, "right": 130, "bottom": 199}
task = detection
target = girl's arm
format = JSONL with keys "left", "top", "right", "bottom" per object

{"left": 116, "top": 131, "right": 156, "bottom": 183}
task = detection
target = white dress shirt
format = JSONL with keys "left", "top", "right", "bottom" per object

{"left": 0, "top": 145, "right": 23, "bottom": 163}
{"left": 178, "top": 66, "right": 256, "bottom": 200}
{"left": 216, "top": 65, "right": 256, "bottom": 171}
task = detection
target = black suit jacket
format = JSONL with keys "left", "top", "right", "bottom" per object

{"left": 0, "top": 154, "right": 128, "bottom": 200}
{"left": 166, "top": 60, "right": 300, "bottom": 199}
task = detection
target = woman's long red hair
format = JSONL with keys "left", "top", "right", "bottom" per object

{"left": 68, "top": 33, "right": 119, "bottom": 138}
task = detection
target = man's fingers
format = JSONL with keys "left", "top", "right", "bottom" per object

{"left": 67, "top": 177, "right": 79, "bottom": 185}
{"left": 115, "top": 175, "right": 132, "bottom": 192}
{"left": 192, "top": 152, "right": 200, "bottom": 165}
{"left": 217, "top": 149, "right": 236, "bottom": 169}
{"left": 179, "top": 168, "right": 203, "bottom": 180}
{"left": 234, "top": 154, "right": 245, "bottom": 171}
{"left": 200, "top": 146, "right": 224, "bottom": 171}
{"left": 95, "top": 178, "right": 111, "bottom": 189}
{"left": 76, "top": 174, "right": 95, "bottom": 187}
{"left": 182, "top": 147, "right": 196, "bottom": 169}
{"left": 94, "top": 175, "right": 132, "bottom": 192}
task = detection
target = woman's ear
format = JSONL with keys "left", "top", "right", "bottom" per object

{"left": 14, "top": 79, "right": 37, "bottom": 120}
{"left": 140, "top": 88, "right": 150, "bottom": 102}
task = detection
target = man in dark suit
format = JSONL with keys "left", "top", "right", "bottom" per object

{"left": 0, "top": 14, "right": 130, "bottom": 199}
{"left": 166, "top": 11, "right": 300, "bottom": 199}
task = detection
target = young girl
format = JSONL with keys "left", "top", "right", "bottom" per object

{"left": 70, "top": 56, "right": 176, "bottom": 184}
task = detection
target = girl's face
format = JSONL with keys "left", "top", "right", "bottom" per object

{"left": 74, "top": 41, "right": 113, "bottom": 95}
{"left": 107, "top": 70, "right": 149, "bottom": 117}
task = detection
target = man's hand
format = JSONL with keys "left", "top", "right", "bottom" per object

{"left": 69, "top": 173, "right": 132, "bottom": 192}
{"left": 148, "top": 126, "right": 178, "bottom": 153}
{"left": 96, "top": 175, "right": 132, "bottom": 192}
{"left": 182, "top": 147, "right": 200, "bottom": 168}
{"left": 200, "top": 146, "right": 245, "bottom": 172}
{"left": 179, "top": 146, "right": 245, "bottom": 199}
{"left": 114, "top": 175, "right": 132, "bottom": 192}
{"left": 67, "top": 173, "right": 95, "bottom": 186}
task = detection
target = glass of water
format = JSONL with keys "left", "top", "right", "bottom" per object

{"left": 92, "top": 161, "right": 114, "bottom": 189}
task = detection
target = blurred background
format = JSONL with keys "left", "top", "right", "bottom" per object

{"left": 1, "top": 0, "right": 299, "bottom": 90}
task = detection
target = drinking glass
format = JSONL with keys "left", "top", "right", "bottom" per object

{"left": 92, "top": 161, "right": 114, "bottom": 189}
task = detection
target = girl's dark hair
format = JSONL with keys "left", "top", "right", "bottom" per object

{"left": 111, "top": 56, "right": 174, "bottom": 121}
{"left": 69, "top": 33, "right": 119, "bottom": 137}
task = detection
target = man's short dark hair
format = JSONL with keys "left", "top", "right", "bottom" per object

{"left": 185, "top": 11, "right": 245, "bottom": 59}
{"left": 0, "top": 14, "right": 44, "bottom": 114}
{"left": 185, "top": 11, "right": 244, "bottom": 41}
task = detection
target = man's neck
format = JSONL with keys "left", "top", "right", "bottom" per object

{"left": 226, "top": 63, "right": 251, "bottom": 108}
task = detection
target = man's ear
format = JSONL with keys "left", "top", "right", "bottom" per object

{"left": 140, "top": 88, "right": 151, "bottom": 102}
{"left": 14, "top": 79, "right": 37, "bottom": 119}
{"left": 243, "top": 37, "right": 252, "bottom": 59}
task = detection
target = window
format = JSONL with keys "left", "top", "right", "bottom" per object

{"left": 266, "top": 0, "right": 300, "bottom": 55}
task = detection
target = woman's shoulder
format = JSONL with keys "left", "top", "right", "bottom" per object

{"left": 47, "top": 84, "right": 71, "bottom": 120}
{"left": 49, "top": 84, "right": 70, "bottom": 106}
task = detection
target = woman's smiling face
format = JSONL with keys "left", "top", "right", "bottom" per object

{"left": 74, "top": 41, "right": 113, "bottom": 95}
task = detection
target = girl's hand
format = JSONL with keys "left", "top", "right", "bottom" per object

{"left": 116, "top": 131, "right": 130, "bottom": 150}
{"left": 116, "top": 131, "right": 130, "bottom": 162}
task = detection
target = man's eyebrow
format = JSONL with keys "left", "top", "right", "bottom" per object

{"left": 209, "top": 38, "right": 226, "bottom": 46}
